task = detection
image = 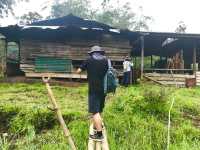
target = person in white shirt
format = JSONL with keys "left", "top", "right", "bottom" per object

{"left": 123, "top": 56, "right": 133, "bottom": 86}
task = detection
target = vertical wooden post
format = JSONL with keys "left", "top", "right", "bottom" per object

{"left": 4, "top": 41, "right": 7, "bottom": 77}
{"left": 42, "top": 77, "right": 77, "bottom": 150}
{"left": 180, "top": 49, "right": 184, "bottom": 73}
{"left": 140, "top": 36, "right": 144, "bottom": 79}
{"left": 134, "top": 56, "right": 137, "bottom": 83}
{"left": 130, "top": 57, "right": 133, "bottom": 84}
{"left": 134, "top": 56, "right": 137, "bottom": 68}
{"left": 0, "top": 36, "right": 6, "bottom": 78}
{"left": 180, "top": 49, "right": 184, "bottom": 68}
{"left": 17, "top": 41, "right": 20, "bottom": 64}
{"left": 193, "top": 44, "right": 197, "bottom": 77}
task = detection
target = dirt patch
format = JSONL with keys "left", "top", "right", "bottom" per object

{"left": 0, "top": 110, "right": 18, "bottom": 133}
{"left": 183, "top": 112, "right": 200, "bottom": 128}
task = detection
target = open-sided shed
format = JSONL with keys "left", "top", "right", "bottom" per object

{"left": 130, "top": 31, "right": 200, "bottom": 86}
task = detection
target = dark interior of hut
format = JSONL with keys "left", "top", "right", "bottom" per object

{"left": 131, "top": 32, "right": 200, "bottom": 76}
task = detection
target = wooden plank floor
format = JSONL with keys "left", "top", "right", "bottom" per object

{"left": 145, "top": 73, "right": 195, "bottom": 87}
{"left": 25, "top": 72, "right": 87, "bottom": 79}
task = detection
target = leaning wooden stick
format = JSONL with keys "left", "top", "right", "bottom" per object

{"left": 42, "top": 77, "right": 77, "bottom": 150}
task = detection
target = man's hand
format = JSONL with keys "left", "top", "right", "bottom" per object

{"left": 76, "top": 68, "right": 82, "bottom": 74}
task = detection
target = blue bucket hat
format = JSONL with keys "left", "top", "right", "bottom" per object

{"left": 88, "top": 46, "right": 105, "bottom": 54}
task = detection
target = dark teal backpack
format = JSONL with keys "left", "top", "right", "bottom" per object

{"left": 104, "top": 59, "right": 118, "bottom": 94}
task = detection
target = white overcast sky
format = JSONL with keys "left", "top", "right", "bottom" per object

{"left": 1, "top": 0, "right": 200, "bottom": 33}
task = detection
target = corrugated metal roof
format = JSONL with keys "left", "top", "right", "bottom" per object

{"left": 22, "top": 26, "right": 61, "bottom": 29}
{"left": 30, "top": 14, "right": 115, "bottom": 30}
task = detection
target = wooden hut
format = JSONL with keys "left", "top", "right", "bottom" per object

{"left": 18, "top": 14, "right": 132, "bottom": 78}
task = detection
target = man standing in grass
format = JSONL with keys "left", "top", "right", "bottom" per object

{"left": 77, "top": 46, "right": 108, "bottom": 141}
{"left": 123, "top": 56, "right": 133, "bottom": 86}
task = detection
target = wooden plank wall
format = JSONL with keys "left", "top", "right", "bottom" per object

{"left": 20, "top": 38, "right": 132, "bottom": 74}
{"left": 196, "top": 71, "right": 200, "bottom": 86}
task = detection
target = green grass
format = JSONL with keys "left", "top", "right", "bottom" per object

{"left": 0, "top": 82, "right": 200, "bottom": 150}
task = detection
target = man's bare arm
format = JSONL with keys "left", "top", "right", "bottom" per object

{"left": 76, "top": 68, "right": 82, "bottom": 74}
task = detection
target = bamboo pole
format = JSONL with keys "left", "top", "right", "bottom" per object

{"left": 96, "top": 142, "right": 102, "bottom": 150}
{"left": 88, "top": 122, "right": 109, "bottom": 150}
{"left": 42, "top": 77, "right": 77, "bottom": 150}
{"left": 88, "top": 124, "right": 95, "bottom": 150}
{"left": 101, "top": 123, "right": 109, "bottom": 150}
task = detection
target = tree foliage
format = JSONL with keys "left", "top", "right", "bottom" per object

{"left": 96, "top": 2, "right": 136, "bottom": 29}
{"left": 49, "top": 0, "right": 153, "bottom": 31}
{"left": 133, "top": 15, "right": 152, "bottom": 31}
{"left": 0, "top": 0, "right": 28, "bottom": 18}
{"left": 19, "top": 12, "right": 43, "bottom": 25}
{"left": 50, "top": 0, "right": 92, "bottom": 19}
{"left": 175, "top": 21, "right": 187, "bottom": 33}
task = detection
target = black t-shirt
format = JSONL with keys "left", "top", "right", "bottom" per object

{"left": 80, "top": 57, "right": 108, "bottom": 94}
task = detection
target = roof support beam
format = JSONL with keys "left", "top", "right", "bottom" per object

{"left": 0, "top": 37, "right": 6, "bottom": 78}
{"left": 151, "top": 55, "right": 153, "bottom": 68}
{"left": 193, "top": 43, "right": 197, "bottom": 77}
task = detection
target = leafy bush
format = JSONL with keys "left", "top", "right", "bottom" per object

{"left": 143, "top": 87, "right": 168, "bottom": 103}
{"left": 9, "top": 108, "right": 56, "bottom": 135}
{"left": 142, "top": 87, "right": 170, "bottom": 118}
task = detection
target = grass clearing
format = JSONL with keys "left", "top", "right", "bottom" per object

{"left": 0, "top": 82, "right": 200, "bottom": 149}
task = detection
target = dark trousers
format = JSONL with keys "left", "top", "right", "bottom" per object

{"left": 123, "top": 71, "right": 131, "bottom": 86}
{"left": 88, "top": 92, "right": 106, "bottom": 113}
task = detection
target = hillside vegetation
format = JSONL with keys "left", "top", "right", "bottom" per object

{"left": 0, "top": 82, "right": 200, "bottom": 150}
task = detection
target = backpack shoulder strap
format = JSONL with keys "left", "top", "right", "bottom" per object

{"left": 108, "top": 59, "right": 112, "bottom": 69}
